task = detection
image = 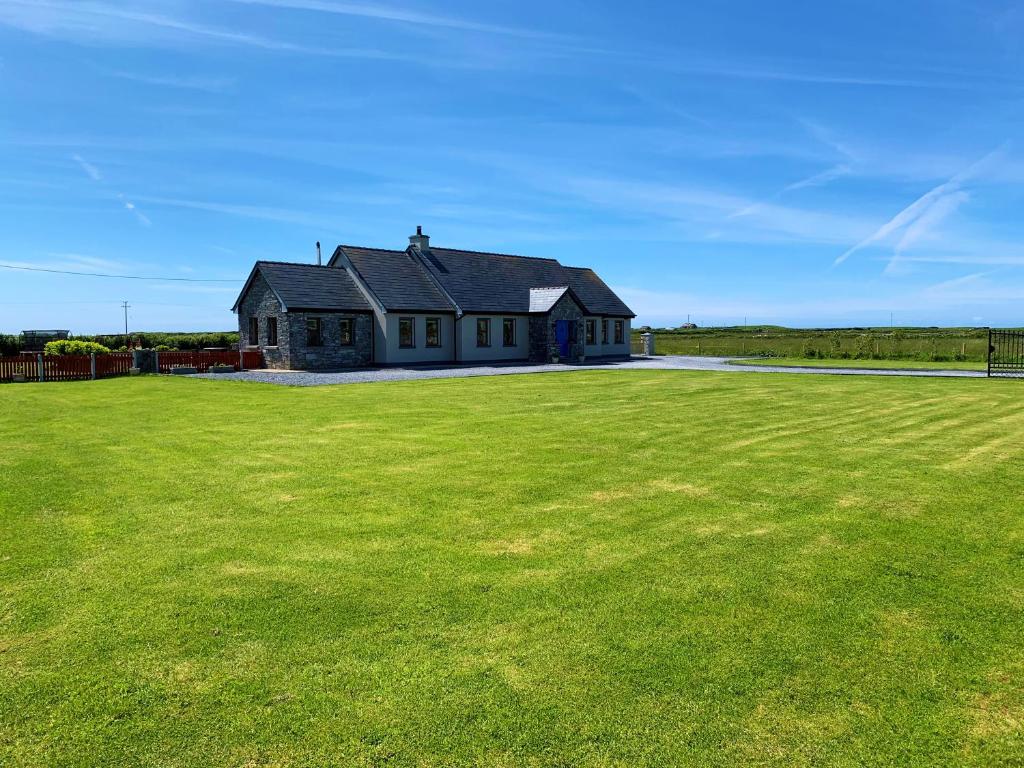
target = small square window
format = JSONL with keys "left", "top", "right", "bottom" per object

{"left": 585, "top": 319, "right": 596, "bottom": 345}
{"left": 614, "top": 320, "right": 625, "bottom": 345}
{"left": 266, "top": 317, "right": 278, "bottom": 346}
{"left": 399, "top": 317, "right": 415, "bottom": 348}
{"left": 248, "top": 316, "right": 259, "bottom": 345}
{"left": 502, "top": 318, "right": 516, "bottom": 347}
{"left": 476, "top": 318, "right": 491, "bottom": 347}
{"left": 307, "top": 318, "right": 323, "bottom": 346}
{"left": 339, "top": 318, "right": 353, "bottom": 346}
{"left": 601, "top": 320, "right": 609, "bottom": 344}
{"left": 425, "top": 317, "right": 441, "bottom": 348}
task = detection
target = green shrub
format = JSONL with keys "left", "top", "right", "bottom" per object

{"left": 153, "top": 344, "right": 174, "bottom": 351}
{"left": 44, "top": 340, "right": 112, "bottom": 356}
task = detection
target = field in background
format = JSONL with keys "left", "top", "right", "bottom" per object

{"left": 2, "top": 371, "right": 1023, "bottom": 766}
{"left": 729, "top": 357, "right": 987, "bottom": 371}
{"left": 635, "top": 326, "right": 997, "bottom": 362}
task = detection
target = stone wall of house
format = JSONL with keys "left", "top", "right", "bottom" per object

{"left": 286, "top": 312, "right": 373, "bottom": 370}
{"left": 237, "top": 272, "right": 290, "bottom": 369}
{"left": 527, "top": 293, "right": 585, "bottom": 363}
{"left": 528, "top": 315, "right": 551, "bottom": 362}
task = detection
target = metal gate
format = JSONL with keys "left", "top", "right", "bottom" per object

{"left": 988, "top": 330, "right": 1024, "bottom": 378}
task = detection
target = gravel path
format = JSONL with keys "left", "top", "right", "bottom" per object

{"left": 190, "top": 355, "right": 986, "bottom": 386}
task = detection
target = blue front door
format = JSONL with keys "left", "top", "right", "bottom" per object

{"left": 555, "top": 320, "right": 570, "bottom": 358}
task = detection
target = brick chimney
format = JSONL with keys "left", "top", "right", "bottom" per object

{"left": 409, "top": 225, "right": 430, "bottom": 251}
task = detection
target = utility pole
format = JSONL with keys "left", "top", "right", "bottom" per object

{"left": 122, "top": 301, "right": 130, "bottom": 347}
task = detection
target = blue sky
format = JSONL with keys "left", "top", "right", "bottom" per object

{"left": 1, "top": 0, "right": 1023, "bottom": 333}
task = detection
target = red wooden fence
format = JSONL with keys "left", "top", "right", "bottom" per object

{"left": 0, "top": 350, "right": 262, "bottom": 383}
{"left": 157, "top": 350, "right": 262, "bottom": 373}
{"left": 96, "top": 353, "right": 134, "bottom": 378}
{"left": 0, "top": 356, "right": 38, "bottom": 382}
{"left": 41, "top": 354, "right": 92, "bottom": 382}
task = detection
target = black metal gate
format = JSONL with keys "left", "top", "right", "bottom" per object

{"left": 988, "top": 330, "right": 1024, "bottom": 378}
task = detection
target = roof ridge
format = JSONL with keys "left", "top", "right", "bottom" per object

{"left": 337, "top": 244, "right": 408, "bottom": 254}
{"left": 256, "top": 259, "right": 341, "bottom": 268}
{"left": 429, "top": 246, "right": 560, "bottom": 263}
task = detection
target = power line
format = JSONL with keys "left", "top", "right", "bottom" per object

{"left": 0, "top": 262, "right": 236, "bottom": 282}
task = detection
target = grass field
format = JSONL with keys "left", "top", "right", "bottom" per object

{"left": 729, "top": 357, "right": 988, "bottom": 371}
{"left": 640, "top": 326, "right": 992, "bottom": 362}
{"left": 2, "top": 372, "right": 1024, "bottom": 766}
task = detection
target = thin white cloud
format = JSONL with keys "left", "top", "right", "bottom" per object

{"left": 103, "top": 69, "right": 236, "bottom": 92}
{"left": 134, "top": 194, "right": 341, "bottom": 229}
{"left": 118, "top": 194, "right": 151, "bottom": 227}
{"left": 72, "top": 153, "right": 101, "bottom": 181}
{"left": 782, "top": 164, "right": 852, "bottom": 193}
{"left": 223, "top": 0, "right": 557, "bottom": 39}
{"left": 70, "top": 152, "right": 151, "bottom": 227}
{"left": 730, "top": 163, "right": 852, "bottom": 219}
{"left": 0, "top": 0, "right": 406, "bottom": 59}
{"left": 884, "top": 190, "right": 970, "bottom": 274}
{"left": 833, "top": 143, "right": 1009, "bottom": 266}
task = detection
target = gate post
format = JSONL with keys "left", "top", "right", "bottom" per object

{"left": 37, "top": 353, "right": 44, "bottom": 382}
{"left": 239, "top": 346, "right": 245, "bottom": 372}
{"left": 641, "top": 332, "right": 655, "bottom": 357}
{"left": 987, "top": 328, "right": 992, "bottom": 378}
{"left": 90, "top": 353, "right": 96, "bottom": 380}
{"left": 154, "top": 349, "right": 159, "bottom": 374}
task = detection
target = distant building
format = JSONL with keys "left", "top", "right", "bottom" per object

{"left": 678, "top": 322, "right": 698, "bottom": 329}
{"left": 21, "top": 330, "right": 69, "bottom": 351}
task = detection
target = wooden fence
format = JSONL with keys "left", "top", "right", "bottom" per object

{"left": 0, "top": 350, "right": 263, "bottom": 383}
{"left": 156, "top": 350, "right": 262, "bottom": 373}
{"left": 0, "top": 355, "right": 38, "bottom": 382}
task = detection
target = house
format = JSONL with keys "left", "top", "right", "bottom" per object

{"left": 231, "top": 228, "right": 635, "bottom": 370}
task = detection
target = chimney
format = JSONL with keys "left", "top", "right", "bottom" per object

{"left": 409, "top": 225, "right": 430, "bottom": 251}
{"left": 316, "top": 241, "right": 322, "bottom": 266}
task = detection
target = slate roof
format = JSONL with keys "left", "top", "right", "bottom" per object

{"left": 528, "top": 286, "right": 570, "bottom": 313}
{"left": 340, "top": 246, "right": 454, "bottom": 312}
{"left": 416, "top": 247, "right": 635, "bottom": 317}
{"left": 417, "top": 248, "right": 571, "bottom": 314}
{"left": 236, "top": 241, "right": 635, "bottom": 318}
{"left": 562, "top": 267, "right": 634, "bottom": 317}
{"left": 232, "top": 261, "right": 372, "bottom": 312}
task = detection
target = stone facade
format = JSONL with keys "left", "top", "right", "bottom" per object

{"left": 238, "top": 272, "right": 290, "bottom": 369}
{"left": 285, "top": 312, "right": 372, "bottom": 370}
{"left": 527, "top": 293, "right": 585, "bottom": 363}
{"left": 237, "top": 272, "right": 372, "bottom": 370}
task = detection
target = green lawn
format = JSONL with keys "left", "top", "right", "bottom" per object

{"left": 729, "top": 357, "right": 987, "bottom": 371}
{"left": 2, "top": 372, "right": 1023, "bottom": 766}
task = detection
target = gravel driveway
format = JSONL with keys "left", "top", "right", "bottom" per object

{"left": 189, "top": 356, "right": 986, "bottom": 386}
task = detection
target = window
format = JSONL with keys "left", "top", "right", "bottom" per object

{"left": 399, "top": 317, "right": 415, "bottom": 348}
{"left": 601, "top": 319, "right": 609, "bottom": 344}
{"left": 266, "top": 317, "right": 278, "bottom": 347}
{"left": 502, "top": 318, "right": 516, "bottom": 347}
{"left": 248, "top": 316, "right": 259, "bottom": 345}
{"left": 585, "top": 319, "right": 596, "bottom": 345}
{"left": 476, "top": 318, "right": 491, "bottom": 347}
{"left": 425, "top": 317, "right": 441, "bottom": 348}
{"left": 339, "top": 318, "right": 353, "bottom": 346}
{"left": 306, "top": 317, "right": 323, "bottom": 346}
{"left": 614, "top": 320, "right": 625, "bottom": 345}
